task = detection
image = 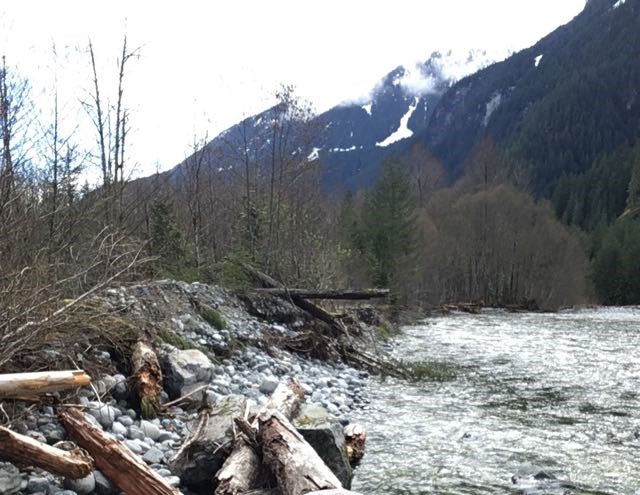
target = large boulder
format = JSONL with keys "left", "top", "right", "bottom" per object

{"left": 294, "top": 404, "right": 352, "bottom": 488}
{"left": 169, "top": 395, "right": 246, "bottom": 491}
{"left": 0, "top": 462, "right": 22, "bottom": 495}
{"left": 161, "top": 347, "right": 215, "bottom": 398}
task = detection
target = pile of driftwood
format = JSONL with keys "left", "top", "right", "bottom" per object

{"left": 241, "top": 265, "right": 410, "bottom": 380}
{"left": 0, "top": 369, "right": 366, "bottom": 495}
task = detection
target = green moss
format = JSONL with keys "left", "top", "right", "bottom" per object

{"left": 157, "top": 328, "right": 196, "bottom": 350}
{"left": 140, "top": 397, "right": 157, "bottom": 419}
{"left": 156, "top": 328, "right": 212, "bottom": 358}
{"left": 199, "top": 306, "right": 226, "bottom": 330}
{"left": 376, "top": 321, "right": 394, "bottom": 340}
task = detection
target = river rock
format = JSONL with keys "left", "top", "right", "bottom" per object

{"left": 64, "top": 472, "right": 95, "bottom": 494}
{"left": 294, "top": 404, "right": 352, "bottom": 488}
{"left": 142, "top": 446, "right": 164, "bottom": 464}
{"left": 87, "top": 404, "right": 119, "bottom": 429}
{"left": 161, "top": 348, "right": 216, "bottom": 398}
{"left": 93, "top": 470, "right": 117, "bottom": 495}
{"left": 140, "top": 420, "right": 161, "bottom": 441}
{"left": 27, "top": 477, "right": 50, "bottom": 493}
{"left": 169, "top": 394, "right": 246, "bottom": 490}
{"left": 0, "top": 462, "right": 21, "bottom": 494}
{"left": 259, "top": 377, "right": 279, "bottom": 394}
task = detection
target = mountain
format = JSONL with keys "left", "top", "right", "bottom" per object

{"left": 169, "top": 50, "right": 500, "bottom": 191}
{"left": 314, "top": 50, "right": 499, "bottom": 190}
{"left": 423, "top": 0, "right": 640, "bottom": 223}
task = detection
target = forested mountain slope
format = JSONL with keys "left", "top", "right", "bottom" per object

{"left": 424, "top": 0, "right": 640, "bottom": 228}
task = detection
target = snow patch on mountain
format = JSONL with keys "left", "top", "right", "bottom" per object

{"left": 307, "top": 147, "right": 321, "bottom": 161}
{"left": 534, "top": 54, "right": 543, "bottom": 67}
{"left": 396, "top": 49, "right": 510, "bottom": 96}
{"left": 483, "top": 93, "right": 502, "bottom": 126}
{"left": 339, "top": 49, "right": 508, "bottom": 109}
{"left": 376, "top": 97, "right": 419, "bottom": 147}
{"left": 399, "top": 67, "right": 439, "bottom": 94}
{"left": 614, "top": 0, "right": 626, "bottom": 8}
{"left": 330, "top": 145, "right": 359, "bottom": 153}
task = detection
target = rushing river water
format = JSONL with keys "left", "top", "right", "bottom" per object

{"left": 351, "top": 308, "right": 640, "bottom": 495}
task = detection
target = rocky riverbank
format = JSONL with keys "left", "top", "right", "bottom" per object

{"left": 0, "top": 280, "right": 385, "bottom": 494}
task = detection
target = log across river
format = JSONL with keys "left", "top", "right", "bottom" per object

{"left": 351, "top": 308, "right": 640, "bottom": 494}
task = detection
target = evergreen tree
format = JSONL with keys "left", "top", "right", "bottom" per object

{"left": 593, "top": 217, "right": 640, "bottom": 304}
{"left": 627, "top": 146, "right": 640, "bottom": 210}
{"left": 148, "top": 200, "right": 189, "bottom": 277}
{"left": 361, "top": 160, "right": 417, "bottom": 289}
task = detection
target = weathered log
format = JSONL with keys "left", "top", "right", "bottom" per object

{"left": 241, "top": 262, "right": 284, "bottom": 289}
{"left": 255, "top": 288, "right": 389, "bottom": 300}
{"left": 344, "top": 423, "right": 366, "bottom": 465}
{"left": 241, "top": 264, "right": 346, "bottom": 335}
{"left": 0, "top": 370, "right": 91, "bottom": 399}
{"left": 130, "top": 341, "right": 162, "bottom": 418}
{"left": 214, "top": 436, "right": 261, "bottom": 495}
{"left": 259, "top": 410, "right": 342, "bottom": 495}
{"left": 58, "top": 407, "right": 180, "bottom": 495}
{"left": 215, "top": 381, "right": 305, "bottom": 495}
{"left": 0, "top": 426, "right": 93, "bottom": 478}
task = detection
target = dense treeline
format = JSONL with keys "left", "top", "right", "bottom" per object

{"left": 337, "top": 142, "right": 590, "bottom": 309}
{"left": 592, "top": 217, "right": 640, "bottom": 305}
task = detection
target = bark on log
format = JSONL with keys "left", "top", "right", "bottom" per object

{"left": 59, "top": 407, "right": 180, "bottom": 495}
{"left": 0, "top": 426, "right": 93, "bottom": 478}
{"left": 0, "top": 370, "right": 91, "bottom": 399}
{"left": 259, "top": 410, "right": 342, "bottom": 495}
{"left": 130, "top": 342, "right": 162, "bottom": 418}
{"left": 255, "top": 289, "right": 390, "bottom": 300}
{"left": 343, "top": 423, "right": 366, "bottom": 465}
{"left": 215, "top": 381, "right": 305, "bottom": 495}
{"left": 214, "top": 436, "right": 261, "bottom": 495}
{"left": 241, "top": 264, "right": 346, "bottom": 335}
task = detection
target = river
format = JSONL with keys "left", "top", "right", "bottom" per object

{"left": 351, "top": 308, "right": 640, "bottom": 494}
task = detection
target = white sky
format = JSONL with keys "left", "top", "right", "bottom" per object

{"left": 0, "top": 0, "right": 585, "bottom": 177}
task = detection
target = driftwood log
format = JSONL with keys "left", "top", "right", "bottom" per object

{"left": 242, "top": 264, "right": 346, "bottom": 335}
{"left": 215, "top": 381, "right": 305, "bottom": 495}
{"left": 0, "top": 426, "right": 93, "bottom": 478}
{"left": 0, "top": 370, "right": 91, "bottom": 399}
{"left": 59, "top": 407, "right": 180, "bottom": 495}
{"left": 130, "top": 342, "right": 163, "bottom": 418}
{"left": 259, "top": 410, "right": 343, "bottom": 495}
{"left": 255, "top": 289, "right": 389, "bottom": 300}
{"left": 344, "top": 423, "right": 367, "bottom": 465}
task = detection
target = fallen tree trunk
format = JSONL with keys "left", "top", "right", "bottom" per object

{"left": 259, "top": 410, "right": 343, "bottom": 495}
{"left": 344, "top": 423, "right": 366, "bottom": 465}
{"left": 241, "top": 264, "right": 345, "bottom": 336}
{"left": 255, "top": 289, "right": 389, "bottom": 300}
{"left": 130, "top": 342, "right": 162, "bottom": 418}
{"left": 59, "top": 407, "right": 180, "bottom": 495}
{"left": 0, "top": 370, "right": 91, "bottom": 399}
{"left": 215, "top": 381, "right": 305, "bottom": 495}
{"left": 0, "top": 426, "right": 93, "bottom": 478}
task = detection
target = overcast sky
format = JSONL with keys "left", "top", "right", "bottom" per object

{"left": 0, "top": 0, "right": 585, "bottom": 177}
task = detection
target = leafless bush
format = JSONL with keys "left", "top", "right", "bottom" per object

{"left": 0, "top": 230, "right": 151, "bottom": 371}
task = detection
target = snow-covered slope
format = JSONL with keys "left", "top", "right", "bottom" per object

{"left": 169, "top": 50, "right": 503, "bottom": 191}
